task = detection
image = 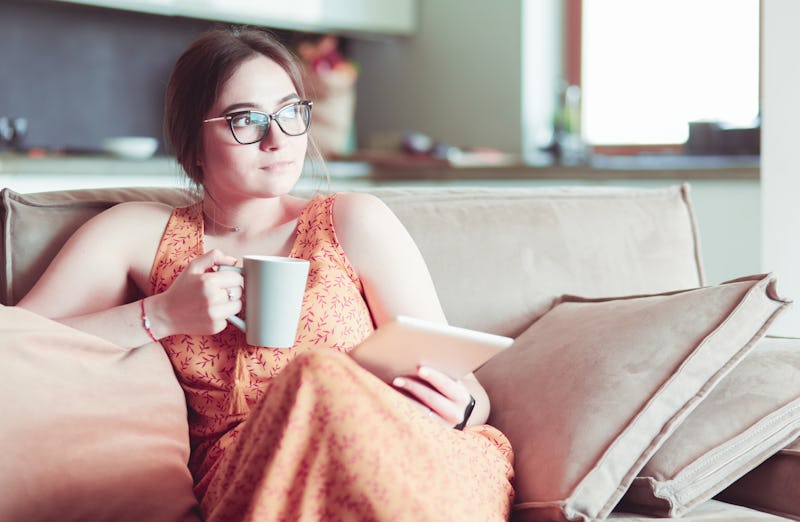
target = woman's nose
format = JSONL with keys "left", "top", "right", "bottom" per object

{"left": 258, "top": 123, "right": 288, "bottom": 151}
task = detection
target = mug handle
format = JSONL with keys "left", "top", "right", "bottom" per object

{"left": 218, "top": 265, "right": 246, "bottom": 332}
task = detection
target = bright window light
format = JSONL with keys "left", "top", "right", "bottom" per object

{"left": 581, "top": 0, "right": 760, "bottom": 145}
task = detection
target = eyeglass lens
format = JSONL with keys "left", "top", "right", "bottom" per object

{"left": 229, "top": 103, "right": 311, "bottom": 144}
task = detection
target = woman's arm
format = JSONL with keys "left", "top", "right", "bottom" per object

{"left": 17, "top": 202, "right": 242, "bottom": 349}
{"left": 332, "top": 192, "right": 446, "bottom": 326}
{"left": 333, "top": 192, "right": 489, "bottom": 427}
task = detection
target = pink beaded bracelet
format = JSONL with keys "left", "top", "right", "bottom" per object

{"left": 140, "top": 298, "right": 159, "bottom": 343}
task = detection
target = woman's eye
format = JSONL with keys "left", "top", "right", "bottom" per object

{"left": 248, "top": 114, "right": 270, "bottom": 126}
{"left": 230, "top": 115, "right": 250, "bottom": 127}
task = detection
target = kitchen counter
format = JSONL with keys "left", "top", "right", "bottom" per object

{"left": 340, "top": 153, "right": 759, "bottom": 182}
{"left": 0, "top": 154, "right": 187, "bottom": 192}
{"left": 0, "top": 154, "right": 182, "bottom": 176}
{"left": 0, "top": 152, "right": 759, "bottom": 193}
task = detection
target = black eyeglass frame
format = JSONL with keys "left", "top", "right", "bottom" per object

{"left": 202, "top": 100, "right": 313, "bottom": 145}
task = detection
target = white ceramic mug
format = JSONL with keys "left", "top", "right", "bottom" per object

{"left": 219, "top": 255, "right": 310, "bottom": 348}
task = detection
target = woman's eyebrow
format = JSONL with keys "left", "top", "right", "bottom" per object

{"left": 220, "top": 94, "right": 300, "bottom": 115}
{"left": 220, "top": 102, "right": 256, "bottom": 114}
{"left": 277, "top": 93, "right": 300, "bottom": 105}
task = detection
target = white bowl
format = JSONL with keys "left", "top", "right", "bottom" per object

{"left": 102, "top": 136, "right": 159, "bottom": 160}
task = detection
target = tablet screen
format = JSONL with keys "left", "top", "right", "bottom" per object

{"left": 348, "top": 316, "right": 513, "bottom": 383}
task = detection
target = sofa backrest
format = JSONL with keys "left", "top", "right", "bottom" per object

{"left": 372, "top": 185, "right": 703, "bottom": 336}
{"left": 1, "top": 184, "right": 703, "bottom": 337}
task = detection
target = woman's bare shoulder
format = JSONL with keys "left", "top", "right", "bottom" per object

{"left": 102, "top": 200, "right": 177, "bottom": 218}
{"left": 82, "top": 200, "right": 176, "bottom": 232}
{"left": 331, "top": 191, "right": 408, "bottom": 256}
{"left": 331, "top": 191, "right": 393, "bottom": 229}
{"left": 59, "top": 201, "right": 178, "bottom": 263}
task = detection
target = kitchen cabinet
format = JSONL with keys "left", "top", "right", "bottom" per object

{"left": 49, "top": 0, "right": 417, "bottom": 35}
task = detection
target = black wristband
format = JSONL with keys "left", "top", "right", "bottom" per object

{"left": 454, "top": 395, "right": 476, "bottom": 430}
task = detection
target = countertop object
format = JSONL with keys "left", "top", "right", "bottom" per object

{"left": 101, "top": 136, "right": 159, "bottom": 160}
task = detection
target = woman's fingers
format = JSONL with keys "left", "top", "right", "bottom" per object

{"left": 186, "top": 248, "right": 238, "bottom": 274}
{"left": 392, "top": 366, "right": 471, "bottom": 425}
{"left": 417, "top": 366, "right": 469, "bottom": 403}
{"left": 161, "top": 249, "right": 243, "bottom": 334}
{"left": 221, "top": 285, "right": 243, "bottom": 303}
{"left": 392, "top": 376, "right": 448, "bottom": 421}
{"left": 210, "top": 272, "right": 244, "bottom": 302}
{"left": 185, "top": 250, "right": 243, "bottom": 304}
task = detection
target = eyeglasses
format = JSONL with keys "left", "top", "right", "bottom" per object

{"left": 202, "top": 100, "right": 313, "bottom": 145}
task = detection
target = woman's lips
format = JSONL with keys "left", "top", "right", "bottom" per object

{"left": 260, "top": 160, "right": 293, "bottom": 170}
{"left": 258, "top": 161, "right": 295, "bottom": 173}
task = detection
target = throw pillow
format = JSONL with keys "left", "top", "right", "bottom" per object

{"left": 717, "top": 436, "right": 800, "bottom": 520}
{"left": 620, "top": 336, "right": 800, "bottom": 517}
{"left": 475, "top": 274, "right": 789, "bottom": 522}
{"left": 0, "top": 306, "right": 200, "bottom": 522}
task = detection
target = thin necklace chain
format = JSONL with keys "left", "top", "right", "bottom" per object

{"left": 202, "top": 209, "right": 241, "bottom": 233}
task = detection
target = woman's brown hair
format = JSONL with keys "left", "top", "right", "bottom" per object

{"left": 164, "top": 27, "right": 307, "bottom": 186}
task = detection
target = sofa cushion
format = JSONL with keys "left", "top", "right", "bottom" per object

{"left": 370, "top": 184, "right": 703, "bottom": 337}
{"left": 0, "top": 187, "right": 196, "bottom": 306}
{"left": 621, "top": 336, "right": 800, "bottom": 517}
{"left": 474, "top": 274, "right": 788, "bottom": 522}
{"left": 0, "top": 305, "right": 200, "bottom": 521}
{"left": 717, "top": 437, "right": 800, "bottom": 520}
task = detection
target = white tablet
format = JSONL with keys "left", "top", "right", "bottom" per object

{"left": 349, "top": 315, "right": 514, "bottom": 383}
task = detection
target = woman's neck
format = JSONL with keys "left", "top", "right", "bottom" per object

{"left": 201, "top": 193, "right": 302, "bottom": 237}
{"left": 202, "top": 207, "right": 241, "bottom": 233}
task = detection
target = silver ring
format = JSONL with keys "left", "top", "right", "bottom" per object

{"left": 226, "top": 288, "right": 234, "bottom": 301}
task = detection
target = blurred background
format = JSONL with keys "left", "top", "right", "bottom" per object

{"left": 4, "top": 0, "right": 800, "bottom": 334}
{"left": 0, "top": 0, "right": 760, "bottom": 162}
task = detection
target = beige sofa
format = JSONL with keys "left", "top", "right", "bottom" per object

{"left": 0, "top": 184, "right": 797, "bottom": 522}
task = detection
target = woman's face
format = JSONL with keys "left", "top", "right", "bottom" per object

{"left": 199, "top": 55, "right": 308, "bottom": 200}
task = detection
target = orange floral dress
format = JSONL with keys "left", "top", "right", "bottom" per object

{"left": 150, "top": 194, "right": 515, "bottom": 522}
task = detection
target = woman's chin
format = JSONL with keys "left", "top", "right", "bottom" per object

{"left": 255, "top": 173, "right": 304, "bottom": 197}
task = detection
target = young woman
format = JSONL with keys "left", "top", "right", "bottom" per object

{"left": 19, "top": 28, "right": 514, "bottom": 521}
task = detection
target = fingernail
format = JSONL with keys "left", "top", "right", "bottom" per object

{"left": 418, "top": 366, "right": 430, "bottom": 378}
{"left": 393, "top": 377, "right": 405, "bottom": 387}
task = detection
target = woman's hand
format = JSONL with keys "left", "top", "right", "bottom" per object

{"left": 392, "top": 366, "right": 477, "bottom": 429}
{"left": 149, "top": 249, "right": 243, "bottom": 338}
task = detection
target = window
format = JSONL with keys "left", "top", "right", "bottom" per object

{"left": 573, "top": 0, "right": 760, "bottom": 151}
